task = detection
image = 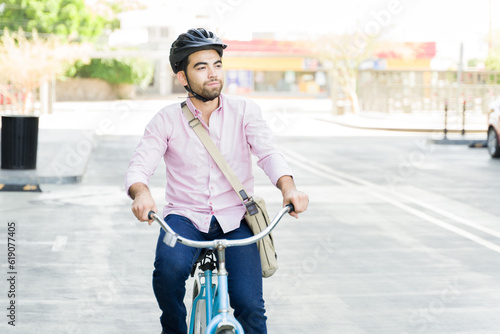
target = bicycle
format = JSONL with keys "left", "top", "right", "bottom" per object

{"left": 148, "top": 204, "right": 294, "bottom": 334}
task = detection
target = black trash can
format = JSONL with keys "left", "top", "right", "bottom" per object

{"left": 1, "top": 115, "right": 39, "bottom": 170}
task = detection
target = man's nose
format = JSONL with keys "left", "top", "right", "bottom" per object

{"left": 208, "top": 67, "right": 217, "bottom": 79}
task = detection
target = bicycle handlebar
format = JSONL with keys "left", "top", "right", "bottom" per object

{"left": 148, "top": 204, "right": 294, "bottom": 249}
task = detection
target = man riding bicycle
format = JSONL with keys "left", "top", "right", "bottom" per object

{"left": 125, "top": 28, "right": 309, "bottom": 334}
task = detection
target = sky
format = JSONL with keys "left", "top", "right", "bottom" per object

{"left": 210, "top": 0, "right": 500, "bottom": 61}
{"left": 107, "top": 0, "right": 500, "bottom": 64}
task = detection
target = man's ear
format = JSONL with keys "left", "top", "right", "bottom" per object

{"left": 177, "top": 71, "right": 187, "bottom": 86}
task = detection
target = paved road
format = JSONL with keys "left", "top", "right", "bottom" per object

{"left": 272, "top": 134, "right": 500, "bottom": 333}
{"left": 1, "top": 110, "right": 500, "bottom": 333}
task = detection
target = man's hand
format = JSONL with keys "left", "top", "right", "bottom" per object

{"left": 129, "top": 183, "right": 158, "bottom": 225}
{"left": 277, "top": 175, "right": 309, "bottom": 219}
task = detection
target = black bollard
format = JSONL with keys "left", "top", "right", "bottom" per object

{"left": 1, "top": 115, "right": 39, "bottom": 170}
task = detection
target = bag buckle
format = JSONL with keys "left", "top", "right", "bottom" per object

{"left": 240, "top": 190, "right": 259, "bottom": 216}
{"left": 244, "top": 198, "right": 259, "bottom": 216}
{"left": 188, "top": 118, "right": 201, "bottom": 128}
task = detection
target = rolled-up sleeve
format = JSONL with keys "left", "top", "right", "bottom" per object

{"left": 125, "top": 112, "right": 169, "bottom": 197}
{"left": 243, "top": 100, "right": 293, "bottom": 186}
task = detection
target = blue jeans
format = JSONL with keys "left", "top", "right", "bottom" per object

{"left": 152, "top": 214, "right": 267, "bottom": 334}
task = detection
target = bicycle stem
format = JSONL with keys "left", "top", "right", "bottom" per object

{"left": 216, "top": 243, "right": 228, "bottom": 277}
{"left": 215, "top": 244, "right": 231, "bottom": 316}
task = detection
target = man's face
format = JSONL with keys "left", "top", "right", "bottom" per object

{"left": 182, "top": 49, "right": 224, "bottom": 100}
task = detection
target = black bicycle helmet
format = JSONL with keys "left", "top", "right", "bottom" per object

{"left": 169, "top": 28, "right": 227, "bottom": 74}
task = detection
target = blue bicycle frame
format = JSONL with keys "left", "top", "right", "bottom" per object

{"left": 149, "top": 204, "right": 293, "bottom": 334}
{"left": 189, "top": 249, "right": 245, "bottom": 334}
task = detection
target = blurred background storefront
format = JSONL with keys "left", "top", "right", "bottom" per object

{"left": 9, "top": 0, "right": 497, "bottom": 115}
{"left": 171, "top": 39, "right": 328, "bottom": 97}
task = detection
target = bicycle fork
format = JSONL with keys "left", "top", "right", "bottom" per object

{"left": 189, "top": 269, "right": 215, "bottom": 333}
{"left": 206, "top": 246, "right": 244, "bottom": 334}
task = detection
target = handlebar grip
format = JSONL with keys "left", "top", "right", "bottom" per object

{"left": 286, "top": 203, "right": 295, "bottom": 213}
{"left": 148, "top": 210, "right": 155, "bottom": 220}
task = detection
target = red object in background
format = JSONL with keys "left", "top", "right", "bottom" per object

{"left": 0, "top": 85, "right": 30, "bottom": 106}
{"left": 0, "top": 84, "right": 14, "bottom": 105}
{"left": 225, "top": 39, "right": 312, "bottom": 55}
{"left": 224, "top": 39, "right": 436, "bottom": 60}
{"left": 376, "top": 42, "right": 437, "bottom": 59}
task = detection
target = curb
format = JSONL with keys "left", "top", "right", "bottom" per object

{"left": 0, "top": 129, "right": 97, "bottom": 191}
{"left": 0, "top": 170, "right": 84, "bottom": 187}
{"left": 317, "top": 117, "right": 486, "bottom": 134}
{"left": 0, "top": 183, "right": 42, "bottom": 192}
{"left": 431, "top": 139, "right": 488, "bottom": 146}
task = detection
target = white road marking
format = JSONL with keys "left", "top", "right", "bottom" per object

{"left": 52, "top": 235, "right": 68, "bottom": 252}
{"left": 282, "top": 147, "right": 500, "bottom": 254}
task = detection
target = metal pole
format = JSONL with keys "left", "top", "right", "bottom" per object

{"left": 456, "top": 43, "right": 463, "bottom": 119}
{"left": 444, "top": 100, "right": 448, "bottom": 139}
{"left": 462, "top": 100, "right": 466, "bottom": 136}
{"left": 330, "top": 71, "right": 338, "bottom": 115}
{"left": 40, "top": 81, "right": 49, "bottom": 115}
{"left": 489, "top": 0, "right": 493, "bottom": 57}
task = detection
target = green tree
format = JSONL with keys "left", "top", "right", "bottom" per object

{"left": 316, "top": 31, "right": 382, "bottom": 114}
{"left": 316, "top": 32, "right": 416, "bottom": 114}
{"left": 485, "top": 30, "right": 500, "bottom": 71}
{"left": 485, "top": 54, "right": 500, "bottom": 71}
{"left": 0, "top": 0, "right": 109, "bottom": 41}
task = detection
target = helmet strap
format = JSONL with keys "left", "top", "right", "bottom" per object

{"left": 183, "top": 85, "right": 214, "bottom": 103}
{"left": 183, "top": 67, "right": 217, "bottom": 103}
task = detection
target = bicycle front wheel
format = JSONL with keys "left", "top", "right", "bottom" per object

{"left": 193, "top": 299, "right": 206, "bottom": 334}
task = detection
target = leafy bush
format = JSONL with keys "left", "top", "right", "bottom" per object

{"left": 67, "top": 58, "right": 154, "bottom": 88}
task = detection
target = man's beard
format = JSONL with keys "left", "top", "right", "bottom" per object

{"left": 191, "top": 79, "right": 224, "bottom": 101}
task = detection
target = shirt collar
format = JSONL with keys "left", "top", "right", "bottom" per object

{"left": 186, "top": 94, "right": 224, "bottom": 117}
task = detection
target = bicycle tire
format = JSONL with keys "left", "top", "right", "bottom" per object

{"left": 192, "top": 279, "right": 200, "bottom": 303}
{"left": 193, "top": 299, "right": 206, "bottom": 334}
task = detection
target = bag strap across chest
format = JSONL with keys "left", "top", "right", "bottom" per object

{"left": 181, "top": 101, "right": 258, "bottom": 216}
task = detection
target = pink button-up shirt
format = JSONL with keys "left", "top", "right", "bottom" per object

{"left": 125, "top": 94, "right": 293, "bottom": 233}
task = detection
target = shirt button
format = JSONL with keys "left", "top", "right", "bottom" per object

{"left": 209, "top": 202, "right": 213, "bottom": 205}
{"left": 211, "top": 211, "right": 214, "bottom": 215}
